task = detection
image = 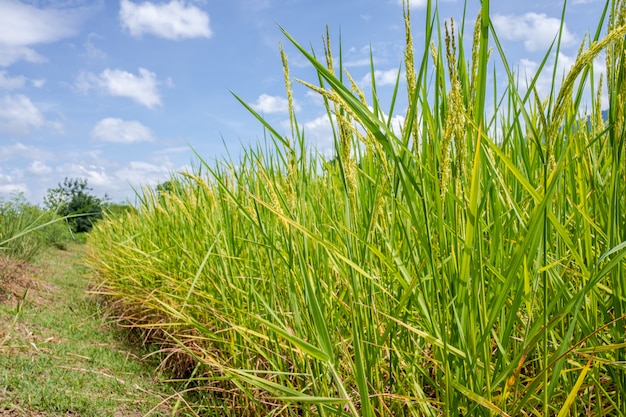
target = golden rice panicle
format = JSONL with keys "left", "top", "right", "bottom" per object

{"left": 403, "top": 0, "right": 416, "bottom": 100}
{"left": 345, "top": 68, "right": 376, "bottom": 153}
{"left": 320, "top": 28, "right": 356, "bottom": 200}
{"left": 323, "top": 25, "right": 334, "bottom": 75}
{"left": 402, "top": 0, "right": 420, "bottom": 150}
{"left": 280, "top": 42, "right": 296, "bottom": 143}
{"left": 440, "top": 19, "right": 467, "bottom": 198}
{"left": 468, "top": 11, "right": 482, "bottom": 118}
{"left": 552, "top": 22, "right": 626, "bottom": 142}
{"left": 594, "top": 73, "right": 605, "bottom": 136}
{"left": 279, "top": 42, "right": 297, "bottom": 209}
{"left": 346, "top": 69, "right": 367, "bottom": 108}
{"left": 444, "top": 19, "right": 457, "bottom": 80}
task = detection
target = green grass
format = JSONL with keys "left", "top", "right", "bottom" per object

{"left": 0, "top": 244, "right": 196, "bottom": 416}
{"left": 85, "top": 0, "right": 626, "bottom": 415}
{"left": 0, "top": 194, "right": 74, "bottom": 260}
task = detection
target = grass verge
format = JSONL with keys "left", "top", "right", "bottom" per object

{"left": 0, "top": 244, "right": 191, "bottom": 417}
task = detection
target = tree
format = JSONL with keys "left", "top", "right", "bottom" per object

{"left": 156, "top": 180, "right": 175, "bottom": 197}
{"left": 44, "top": 178, "right": 106, "bottom": 233}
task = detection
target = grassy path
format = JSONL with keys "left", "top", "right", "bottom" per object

{"left": 0, "top": 244, "right": 185, "bottom": 417}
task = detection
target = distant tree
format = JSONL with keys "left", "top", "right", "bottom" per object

{"left": 156, "top": 180, "right": 175, "bottom": 197}
{"left": 44, "top": 177, "right": 106, "bottom": 233}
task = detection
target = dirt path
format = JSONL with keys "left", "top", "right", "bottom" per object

{"left": 0, "top": 244, "right": 183, "bottom": 417}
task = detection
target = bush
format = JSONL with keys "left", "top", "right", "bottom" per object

{"left": 0, "top": 194, "right": 66, "bottom": 260}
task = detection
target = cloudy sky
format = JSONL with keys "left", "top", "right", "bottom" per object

{"left": 0, "top": 0, "right": 608, "bottom": 204}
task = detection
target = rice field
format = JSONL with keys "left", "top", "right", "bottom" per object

{"left": 85, "top": 1, "right": 626, "bottom": 415}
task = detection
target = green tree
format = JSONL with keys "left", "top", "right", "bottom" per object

{"left": 155, "top": 180, "right": 175, "bottom": 197}
{"left": 44, "top": 178, "right": 106, "bottom": 233}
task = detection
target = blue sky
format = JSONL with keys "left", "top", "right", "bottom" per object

{"left": 0, "top": 0, "right": 607, "bottom": 204}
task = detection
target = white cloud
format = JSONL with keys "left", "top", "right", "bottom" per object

{"left": 492, "top": 13, "right": 576, "bottom": 52}
{"left": 394, "top": 0, "right": 455, "bottom": 7}
{"left": 54, "top": 163, "right": 113, "bottom": 189}
{"left": 389, "top": 114, "right": 405, "bottom": 135}
{"left": 251, "top": 93, "right": 300, "bottom": 114}
{"left": 0, "top": 71, "right": 26, "bottom": 89}
{"left": 0, "top": 142, "right": 52, "bottom": 162}
{"left": 119, "top": 0, "right": 212, "bottom": 40}
{"left": 305, "top": 90, "right": 325, "bottom": 107}
{"left": 0, "top": 94, "right": 45, "bottom": 135}
{"left": 92, "top": 118, "right": 154, "bottom": 143}
{"left": 115, "top": 160, "right": 173, "bottom": 186}
{"left": 0, "top": 0, "right": 86, "bottom": 66}
{"left": 0, "top": 46, "right": 45, "bottom": 67}
{"left": 304, "top": 114, "right": 335, "bottom": 157}
{"left": 395, "top": 0, "right": 427, "bottom": 7}
{"left": 84, "top": 32, "right": 107, "bottom": 60}
{"left": 27, "top": 160, "right": 53, "bottom": 176}
{"left": 77, "top": 68, "right": 162, "bottom": 108}
{"left": 0, "top": 71, "right": 45, "bottom": 89}
{"left": 54, "top": 157, "right": 176, "bottom": 202}
{"left": 361, "top": 69, "right": 400, "bottom": 87}
{"left": 0, "top": 181, "right": 28, "bottom": 196}
{"left": 344, "top": 57, "right": 371, "bottom": 68}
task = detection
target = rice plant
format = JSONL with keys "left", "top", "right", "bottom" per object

{"left": 86, "top": 0, "right": 626, "bottom": 415}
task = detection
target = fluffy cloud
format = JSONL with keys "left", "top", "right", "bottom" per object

{"left": 303, "top": 114, "right": 335, "bottom": 157}
{"left": 396, "top": 0, "right": 427, "bottom": 7}
{"left": 54, "top": 163, "right": 113, "bottom": 189}
{"left": 120, "top": 0, "right": 212, "bottom": 40}
{"left": 0, "top": 71, "right": 26, "bottom": 89}
{"left": 77, "top": 68, "right": 162, "bottom": 108}
{"left": 91, "top": 118, "right": 154, "bottom": 143}
{"left": 360, "top": 69, "right": 400, "bottom": 88}
{"left": 0, "top": 142, "right": 52, "bottom": 162}
{"left": 27, "top": 160, "right": 53, "bottom": 176}
{"left": 388, "top": 114, "right": 406, "bottom": 135}
{"left": 251, "top": 93, "right": 300, "bottom": 114}
{"left": 0, "top": 0, "right": 86, "bottom": 66}
{"left": 84, "top": 33, "right": 107, "bottom": 60}
{"left": 0, "top": 181, "right": 28, "bottom": 195}
{"left": 395, "top": 0, "right": 455, "bottom": 7}
{"left": 115, "top": 160, "right": 173, "bottom": 186}
{"left": 0, "top": 94, "right": 45, "bottom": 135}
{"left": 492, "top": 13, "right": 576, "bottom": 52}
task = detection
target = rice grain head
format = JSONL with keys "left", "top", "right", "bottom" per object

{"left": 440, "top": 19, "right": 467, "bottom": 198}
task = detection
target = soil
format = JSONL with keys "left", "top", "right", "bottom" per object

{"left": 0, "top": 257, "right": 52, "bottom": 309}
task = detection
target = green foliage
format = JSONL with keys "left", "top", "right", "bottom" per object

{"left": 155, "top": 180, "right": 175, "bottom": 197}
{"left": 86, "top": 1, "right": 626, "bottom": 416}
{"left": 44, "top": 178, "right": 106, "bottom": 234}
{"left": 0, "top": 193, "right": 72, "bottom": 260}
